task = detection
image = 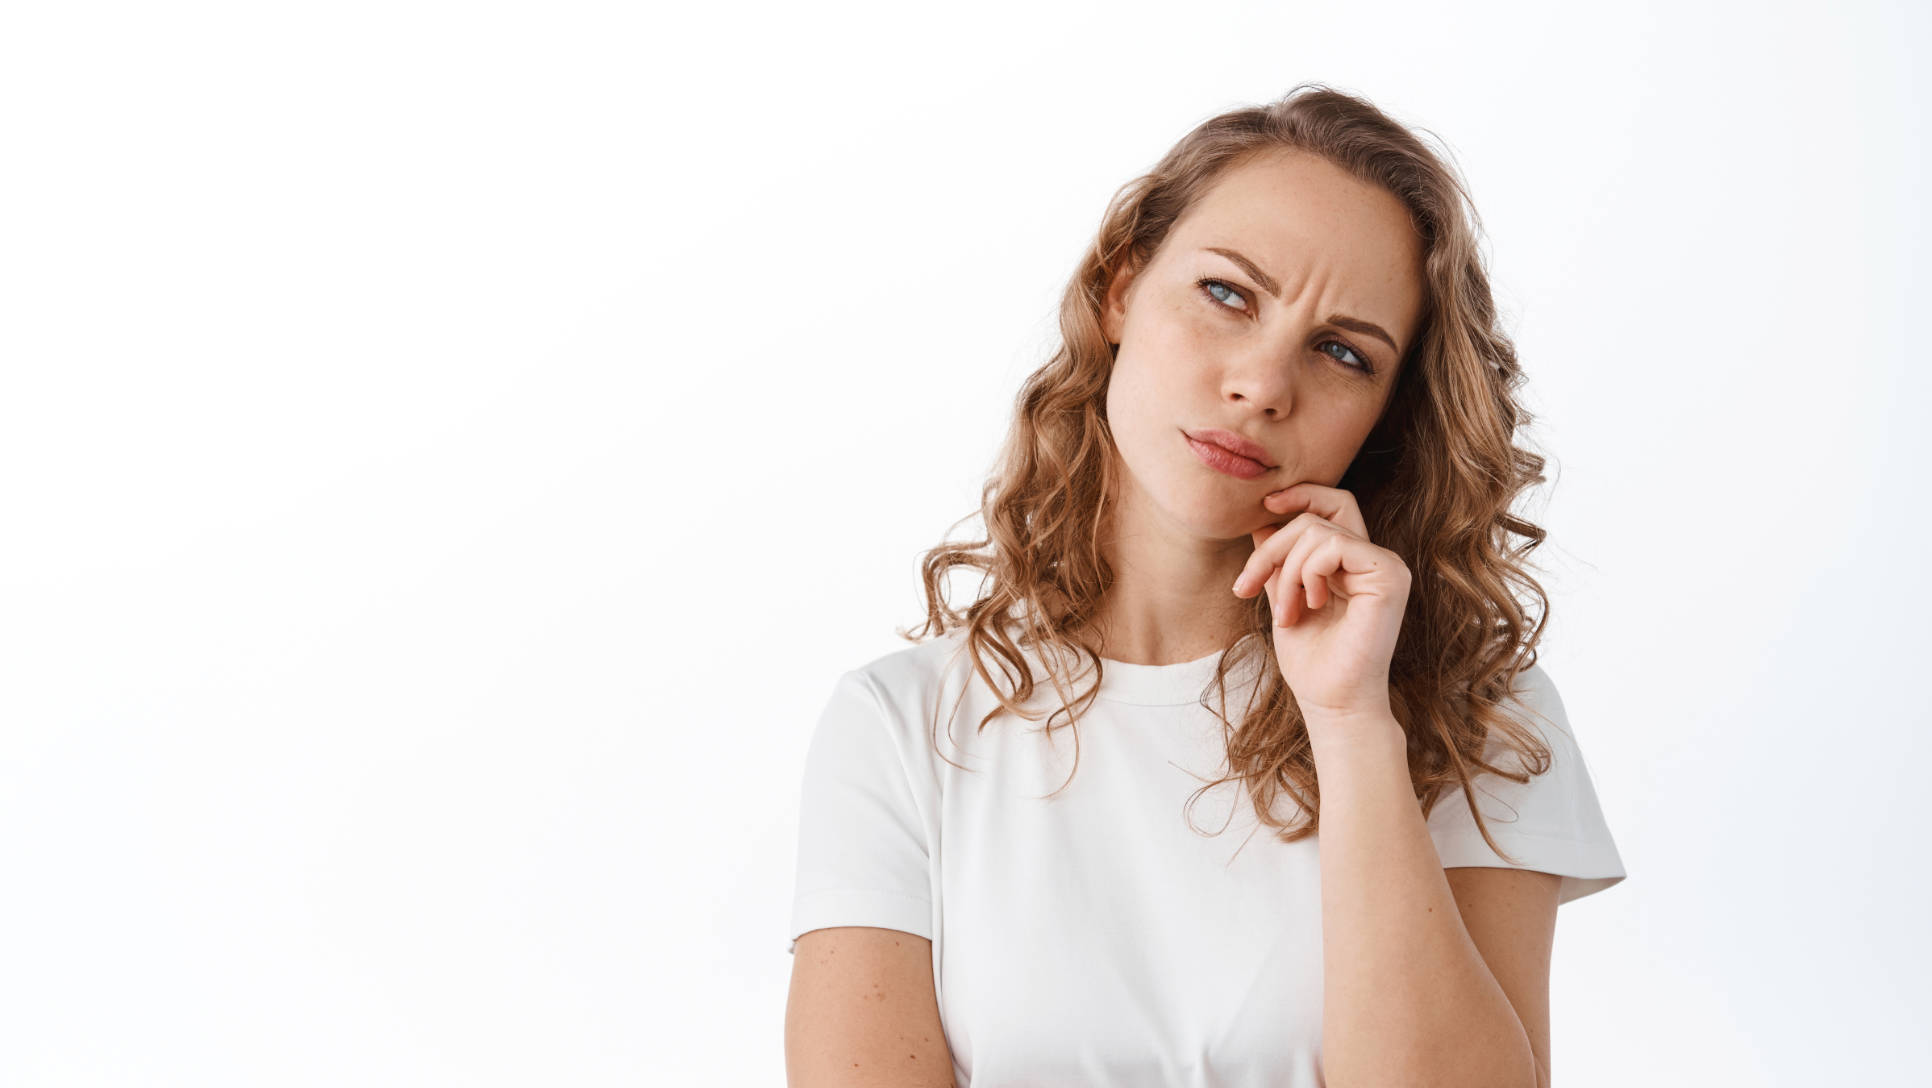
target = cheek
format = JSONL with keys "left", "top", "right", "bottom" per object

{"left": 1103, "top": 347, "right": 1159, "bottom": 414}
{"left": 1309, "top": 415, "right": 1383, "bottom": 479}
{"left": 1103, "top": 364, "right": 1173, "bottom": 460}
{"left": 1152, "top": 308, "right": 1216, "bottom": 363}
{"left": 1116, "top": 336, "right": 1210, "bottom": 409}
{"left": 1129, "top": 294, "right": 1209, "bottom": 351}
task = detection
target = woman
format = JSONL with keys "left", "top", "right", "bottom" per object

{"left": 785, "top": 83, "right": 1627, "bottom": 1088}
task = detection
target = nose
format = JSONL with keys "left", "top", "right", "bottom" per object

{"left": 1219, "top": 335, "right": 1307, "bottom": 418}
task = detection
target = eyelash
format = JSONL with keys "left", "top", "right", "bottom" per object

{"left": 1193, "top": 276, "right": 1378, "bottom": 377}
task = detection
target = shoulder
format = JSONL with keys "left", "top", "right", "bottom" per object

{"left": 842, "top": 627, "right": 995, "bottom": 728}
{"left": 849, "top": 628, "right": 974, "bottom": 697}
{"left": 1494, "top": 659, "right": 1579, "bottom": 750}
{"left": 813, "top": 629, "right": 980, "bottom": 765}
{"left": 837, "top": 626, "right": 1064, "bottom": 770}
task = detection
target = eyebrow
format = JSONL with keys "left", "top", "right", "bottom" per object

{"left": 1203, "top": 246, "right": 1401, "bottom": 356}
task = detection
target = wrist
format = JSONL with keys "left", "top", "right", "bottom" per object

{"left": 1304, "top": 707, "right": 1404, "bottom": 758}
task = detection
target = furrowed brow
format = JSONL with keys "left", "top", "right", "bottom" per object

{"left": 1204, "top": 245, "right": 1399, "bottom": 354}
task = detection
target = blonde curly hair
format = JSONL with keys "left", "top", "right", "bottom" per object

{"left": 900, "top": 82, "right": 1556, "bottom": 861}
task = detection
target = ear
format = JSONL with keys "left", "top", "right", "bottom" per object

{"left": 1099, "top": 258, "right": 1143, "bottom": 346}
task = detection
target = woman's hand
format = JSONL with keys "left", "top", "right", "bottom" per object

{"left": 1230, "top": 482, "right": 1411, "bottom": 735}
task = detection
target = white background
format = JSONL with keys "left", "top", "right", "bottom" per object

{"left": 3, "top": 1, "right": 1927, "bottom": 1084}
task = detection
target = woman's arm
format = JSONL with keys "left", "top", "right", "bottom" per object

{"left": 785, "top": 926, "right": 956, "bottom": 1088}
{"left": 1309, "top": 715, "right": 1543, "bottom": 1088}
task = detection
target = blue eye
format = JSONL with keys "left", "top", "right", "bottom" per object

{"left": 1193, "top": 277, "right": 1378, "bottom": 378}
{"left": 1317, "top": 339, "right": 1375, "bottom": 375}
{"left": 1200, "top": 277, "right": 1248, "bottom": 312}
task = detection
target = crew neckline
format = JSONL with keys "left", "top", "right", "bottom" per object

{"left": 1090, "top": 648, "right": 1231, "bottom": 705}
{"left": 954, "top": 622, "right": 1268, "bottom": 708}
{"left": 1010, "top": 638, "right": 1263, "bottom": 707}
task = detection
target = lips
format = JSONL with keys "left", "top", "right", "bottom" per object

{"left": 1184, "top": 427, "right": 1275, "bottom": 468}
{"left": 1184, "top": 429, "right": 1272, "bottom": 480}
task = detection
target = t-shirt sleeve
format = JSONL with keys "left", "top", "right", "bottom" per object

{"left": 1425, "top": 663, "right": 1628, "bottom": 905}
{"left": 787, "top": 668, "right": 936, "bottom": 954}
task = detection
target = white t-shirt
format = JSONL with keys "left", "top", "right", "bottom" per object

{"left": 787, "top": 627, "right": 1627, "bottom": 1087}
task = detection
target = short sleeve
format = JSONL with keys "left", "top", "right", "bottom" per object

{"left": 787, "top": 668, "right": 935, "bottom": 954}
{"left": 1426, "top": 664, "right": 1628, "bottom": 905}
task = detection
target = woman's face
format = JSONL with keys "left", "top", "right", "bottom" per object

{"left": 1099, "top": 149, "right": 1427, "bottom": 542}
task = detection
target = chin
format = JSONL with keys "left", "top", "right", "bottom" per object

{"left": 1164, "top": 492, "right": 1265, "bottom": 539}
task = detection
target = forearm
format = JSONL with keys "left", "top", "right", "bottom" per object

{"left": 1310, "top": 714, "right": 1537, "bottom": 1088}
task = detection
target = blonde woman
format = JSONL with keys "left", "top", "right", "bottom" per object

{"left": 785, "top": 83, "right": 1626, "bottom": 1088}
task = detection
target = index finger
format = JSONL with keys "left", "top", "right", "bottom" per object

{"left": 1263, "top": 482, "right": 1368, "bottom": 539}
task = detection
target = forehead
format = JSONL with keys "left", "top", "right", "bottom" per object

{"left": 1167, "top": 150, "right": 1425, "bottom": 324}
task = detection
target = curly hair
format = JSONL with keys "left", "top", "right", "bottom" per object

{"left": 897, "top": 82, "right": 1556, "bottom": 863}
